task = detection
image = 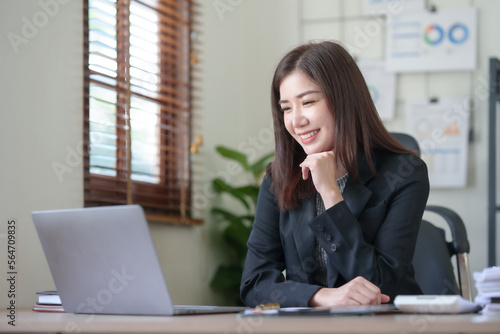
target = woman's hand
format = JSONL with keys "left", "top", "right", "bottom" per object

{"left": 299, "top": 151, "right": 345, "bottom": 208}
{"left": 308, "top": 276, "right": 391, "bottom": 307}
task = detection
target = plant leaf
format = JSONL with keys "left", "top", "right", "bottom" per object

{"left": 250, "top": 152, "right": 274, "bottom": 178}
{"left": 212, "top": 208, "right": 254, "bottom": 228}
{"left": 230, "top": 185, "right": 260, "bottom": 207}
{"left": 211, "top": 207, "right": 240, "bottom": 223}
{"left": 209, "top": 146, "right": 272, "bottom": 306}
{"left": 210, "top": 265, "right": 243, "bottom": 290}
{"left": 212, "top": 179, "right": 251, "bottom": 210}
{"left": 240, "top": 214, "right": 255, "bottom": 225}
{"left": 212, "top": 178, "right": 230, "bottom": 193}
{"left": 223, "top": 220, "right": 252, "bottom": 258}
{"left": 216, "top": 146, "right": 250, "bottom": 171}
{"left": 209, "top": 265, "right": 245, "bottom": 306}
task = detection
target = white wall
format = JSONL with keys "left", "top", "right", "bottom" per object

{"left": 0, "top": 0, "right": 85, "bottom": 308}
{"left": 198, "top": 0, "right": 299, "bottom": 302}
{"left": 0, "top": 0, "right": 497, "bottom": 309}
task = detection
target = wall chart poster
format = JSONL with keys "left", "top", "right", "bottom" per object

{"left": 357, "top": 59, "right": 396, "bottom": 121}
{"left": 386, "top": 7, "right": 477, "bottom": 72}
{"left": 405, "top": 97, "right": 470, "bottom": 188}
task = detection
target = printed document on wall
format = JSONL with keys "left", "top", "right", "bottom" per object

{"left": 405, "top": 97, "right": 470, "bottom": 188}
{"left": 386, "top": 7, "right": 477, "bottom": 72}
{"left": 357, "top": 59, "right": 396, "bottom": 120}
{"left": 363, "top": 0, "right": 425, "bottom": 16}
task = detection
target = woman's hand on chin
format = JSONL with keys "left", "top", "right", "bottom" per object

{"left": 299, "top": 151, "right": 345, "bottom": 208}
{"left": 308, "top": 276, "right": 390, "bottom": 307}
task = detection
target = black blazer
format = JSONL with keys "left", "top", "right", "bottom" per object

{"left": 240, "top": 149, "right": 430, "bottom": 307}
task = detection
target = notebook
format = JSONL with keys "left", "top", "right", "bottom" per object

{"left": 32, "top": 205, "right": 247, "bottom": 316}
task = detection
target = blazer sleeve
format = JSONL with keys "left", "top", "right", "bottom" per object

{"left": 240, "top": 176, "right": 322, "bottom": 307}
{"left": 307, "top": 154, "right": 429, "bottom": 300}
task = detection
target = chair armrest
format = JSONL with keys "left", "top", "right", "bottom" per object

{"left": 425, "top": 205, "right": 470, "bottom": 254}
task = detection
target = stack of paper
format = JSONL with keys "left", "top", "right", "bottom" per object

{"left": 33, "top": 291, "right": 64, "bottom": 313}
{"left": 474, "top": 267, "right": 500, "bottom": 315}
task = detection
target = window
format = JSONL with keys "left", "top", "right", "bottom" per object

{"left": 84, "top": 0, "right": 201, "bottom": 224}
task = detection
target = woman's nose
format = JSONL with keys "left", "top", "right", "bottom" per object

{"left": 292, "top": 107, "right": 308, "bottom": 128}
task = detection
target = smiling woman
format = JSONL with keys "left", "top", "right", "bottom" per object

{"left": 240, "top": 41, "right": 430, "bottom": 308}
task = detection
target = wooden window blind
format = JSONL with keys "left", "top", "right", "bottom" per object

{"left": 84, "top": 0, "right": 201, "bottom": 224}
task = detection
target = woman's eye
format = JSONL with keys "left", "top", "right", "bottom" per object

{"left": 304, "top": 100, "right": 315, "bottom": 106}
{"left": 281, "top": 106, "right": 291, "bottom": 112}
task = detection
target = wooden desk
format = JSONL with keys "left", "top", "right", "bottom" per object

{"left": 2, "top": 308, "right": 500, "bottom": 334}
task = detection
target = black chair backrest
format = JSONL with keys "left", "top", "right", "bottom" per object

{"left": 391, "top": 132, "right": 420, "bottom": 156}
{"left": 425, "top": 205, "right": 470, "bottom": 255}
{"left": 391, "top": 132, "right": 471, "bottom": 297}
{"left": 412, "top": 220, "right": 459, "bottom": 295}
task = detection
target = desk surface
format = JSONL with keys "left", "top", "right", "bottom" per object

{"left": 2, "top": 308, "right": 500, "bottom": 334}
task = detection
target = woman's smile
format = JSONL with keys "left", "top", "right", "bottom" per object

{"left": 298, "top": 129, "right": 320, "bottom": 143}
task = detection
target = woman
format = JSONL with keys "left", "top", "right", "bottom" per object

{"left": 240, "top": 41, "right": 429, "bottom": 308}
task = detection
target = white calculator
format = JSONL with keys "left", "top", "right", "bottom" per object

{"left": 394, "top": 295, "right": 482, "bottom": 314}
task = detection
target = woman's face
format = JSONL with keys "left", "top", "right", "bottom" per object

{"left": 279, "top": 70, "right": 335, "bottom": 155}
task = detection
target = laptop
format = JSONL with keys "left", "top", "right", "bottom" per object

{"left": 32, "top": 205, "right": 247, "bottom": 316}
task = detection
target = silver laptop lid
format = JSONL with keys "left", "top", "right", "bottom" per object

{"left": 32, "top": 205, "right": 174, "bottom": 315}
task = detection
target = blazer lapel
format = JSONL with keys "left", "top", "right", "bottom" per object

{"left": 342, "top": 180, "right": 372, "bottom": 219}
{"left": 290, "top": 199, "right": 316, "bottom": 273}
{"left": 343, "top": 148, "right": 377, "bottom": 218}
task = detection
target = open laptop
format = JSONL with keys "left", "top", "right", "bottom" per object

{"left": 32, "top": 205, "right": 247, "bottom": 316}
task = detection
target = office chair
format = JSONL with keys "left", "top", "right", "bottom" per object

{"left": 391, "top": 132, "right": 472, "bottom": 301}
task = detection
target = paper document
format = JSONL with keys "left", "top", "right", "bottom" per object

{"left": 386, "top": 7, "right": 477, "bottom": 72}
{"left": 242, "top": 304, "right": 397, "bottom": 316}
{"left": 405, "top": 97, "right": 470, "bottom": 188}
{"left": 358, "top": 59, "right": 396, "bottom": 121}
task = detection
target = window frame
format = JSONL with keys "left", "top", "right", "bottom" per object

{"left": 83, "top": 0, "right": 201, "bottom": 225}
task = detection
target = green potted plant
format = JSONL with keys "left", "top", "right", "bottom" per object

{"left": 209, "top": 146, "right": 274, "bottom": 305}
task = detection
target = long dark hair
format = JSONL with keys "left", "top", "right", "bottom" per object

{"left": 270, "top": 41, "right": 414, "bottom": 211}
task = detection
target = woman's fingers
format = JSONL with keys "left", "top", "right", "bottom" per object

{"left": 301, "top": 165, "right": 310, "bottom": 180}
{"left": 299, "top": 151, "right": 337, "bottom": 187}
{"left": 346, "top": 277, "right": 380, "bottom": 305}
{"left": 299, "top": 151, "right": 344, "bottom": 208}
{"left": 356, "top": 276, "right": 383, "bottom": 304}
{"left": 352, "top": 276, "right": 390, "bottom": 305}
{"left": 309, "top": 277, "right": 389, "bottom": 307}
